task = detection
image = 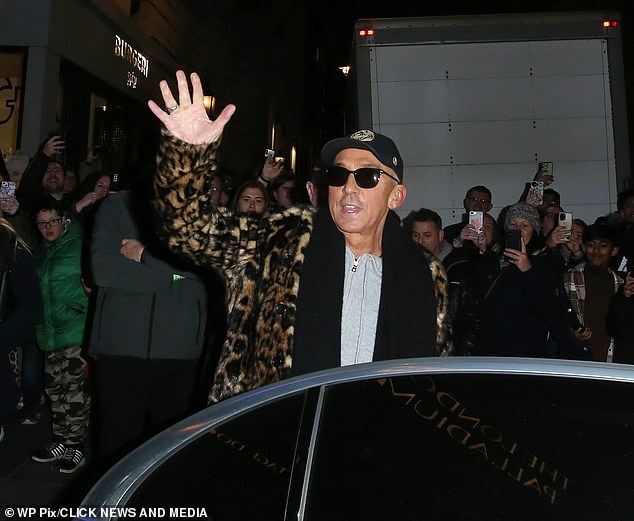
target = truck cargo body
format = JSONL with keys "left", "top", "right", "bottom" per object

{"left": 351, "top": 12, "right": 631, "bottom": 225}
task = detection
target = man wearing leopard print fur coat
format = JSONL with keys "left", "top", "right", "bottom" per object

{"left": 149, "top": 71, "right": 451, "bottom": 403}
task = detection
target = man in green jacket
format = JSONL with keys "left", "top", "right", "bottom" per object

{"left": 31, "top": 198, "right": 90, "bottom": 474}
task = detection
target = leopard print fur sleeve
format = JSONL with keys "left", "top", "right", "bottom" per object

{"left": 152, "top": 131, "right": 242, "bottom": 273}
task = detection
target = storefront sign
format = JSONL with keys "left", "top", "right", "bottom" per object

{"left": 114, "top": 35, "right": 149, "bottom": 77}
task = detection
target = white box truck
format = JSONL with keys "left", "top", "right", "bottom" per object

{"left": 350, "top": 11, "right": 631, "bottom": 225}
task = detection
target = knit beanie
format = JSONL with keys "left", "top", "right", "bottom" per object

{"left": 504, "top": 202, "right": 541, "bottom": 234}
{"left": 5, "top": 152, "right": 29, "bottom": 174}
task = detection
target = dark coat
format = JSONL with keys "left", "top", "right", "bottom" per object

{"left": 609, "top": 287, "right": 634, "bottom": 364}
{"left": 0, "top": 228, "right": 43, "bottom": 353}
{"left": 89, "top": 191, "right": 208, "bottom": 361}
{"left": 152, "top": 134, "right": 450, "bottom": 403}
{"left": 0, "top": 226, "right": 43, "bottom": 419}
{"left": 476, "top": 251, "right": 552, "bottom": 357}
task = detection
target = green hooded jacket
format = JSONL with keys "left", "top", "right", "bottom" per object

{"left": 34, "top": 219, "right": 88, "bottom": 351}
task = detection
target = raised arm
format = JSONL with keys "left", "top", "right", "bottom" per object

{"left": 149, "top": 71, "right": 246, "bottom": 271}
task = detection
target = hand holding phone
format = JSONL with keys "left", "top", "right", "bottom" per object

{"left": 557, "top": 212, "right": 573, "bottom": 241}
{"left": 504, "top": 228, "right": 532, "bottom": 271}
{"left": 0, "top": 180, "right": 16, "bottom": 198}
{"left": 43, "top": 135, "right": 65, "bottom": 158}
{"left": 528, "top": 180, "right": 544, "bottom": 206}
{"left": 538, "top": 161, "right": 554, "bottom": 183}
{"left": 261, "top": 149, "right": 283, "bottom": 183}
{"left": 468, "top": 210, "right": 483, "bottom": 234}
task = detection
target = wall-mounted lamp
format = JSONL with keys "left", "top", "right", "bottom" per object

{"left": 339, "top": 66, "right": 351, "bottom": 77}
{"left": 203, "top": 95, "right": 215, "bottom": 114}
{"left": 291, "top": 145, "right": 297, "bottom": 173}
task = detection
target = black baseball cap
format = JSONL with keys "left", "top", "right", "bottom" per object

{"left": 320, "top": 130, "right": 404, "bottom": 182}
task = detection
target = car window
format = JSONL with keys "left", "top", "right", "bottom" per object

{"left": 126, "top": 393, "right": 307, "bottom": 520}
{"left": 304, "top": 374, "right": 634, "bottom": 520}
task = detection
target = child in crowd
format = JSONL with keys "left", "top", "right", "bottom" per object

{"left": 31, "top": 198, "right": 90, "bottom": 473}
{"left": 564, "top": 224, "right": 623, "bottom": 362}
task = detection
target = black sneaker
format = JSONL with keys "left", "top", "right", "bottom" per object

{"left": 59, "top": 446, "right": 85, "bottom": 474}
{"left": 32, "top": 441, "right": 66, "bottom": 462}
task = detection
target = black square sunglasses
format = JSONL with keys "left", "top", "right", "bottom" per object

{"left": 326, "top": 166, "right": 400, "bottom": 189}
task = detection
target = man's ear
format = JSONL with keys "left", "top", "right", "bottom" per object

{"left": 439, "top": 228, "right": 445, "bottom": 241}
{"left": 388, "top": 184, "right": 406, "bottom": 210}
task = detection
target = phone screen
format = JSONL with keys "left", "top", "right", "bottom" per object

{"left": 539, "top": 162, "right": 554, "bottom": 178}
{"left": 505, "top": 229, "right": 522, "bottom": 251}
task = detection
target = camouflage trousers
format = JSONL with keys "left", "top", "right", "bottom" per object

{"left": 44, "top": 345, "right": 90, "bottom": 445}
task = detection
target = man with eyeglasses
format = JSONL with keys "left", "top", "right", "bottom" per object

{"left": 30, "top": 199, "right": 90, "bottom": 473}
{"left": 149, "top": 71, "right": 449, "bottom": 403}
{"left": 443, "top": 186, "right": 493, "bottom": 245}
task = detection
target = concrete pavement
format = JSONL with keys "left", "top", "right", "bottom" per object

{"left": 0, "top": 406, "right": 100, "bottom": 513}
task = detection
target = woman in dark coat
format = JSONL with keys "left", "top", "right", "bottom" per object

{"left": 476, "top": 203, "right": 558, "bottom": 357}
{"left": 0, "top": 213, "right": 43, "bottom": 440}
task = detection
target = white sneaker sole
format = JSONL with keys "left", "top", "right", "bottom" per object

{"left": 59, "top": 458, "right": 85, "bottom": 474}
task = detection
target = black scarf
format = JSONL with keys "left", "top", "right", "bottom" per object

{"left": 293, "top": 209, "right": 437, "bottom": 376}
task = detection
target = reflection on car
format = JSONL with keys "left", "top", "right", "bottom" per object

{"left": 80, "top": 358, "right": 634, "bottom": 520}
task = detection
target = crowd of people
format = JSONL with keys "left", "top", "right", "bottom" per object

{"left": 1, "top": 69, "right": 633, "bottom": 478}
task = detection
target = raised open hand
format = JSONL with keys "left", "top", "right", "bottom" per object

{"left": 148, "top": 70, "right": 236, "bottom": 146}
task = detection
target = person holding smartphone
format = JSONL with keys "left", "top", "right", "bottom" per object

{"left": 148, "top": 70, "right": 449, "bottom": 404}
{"left": 475, "top": 203, "right": 563, "bottom": 357}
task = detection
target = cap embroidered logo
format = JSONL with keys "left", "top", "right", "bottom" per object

{"left": 350, "top": 130, "right": 375, "bottom": 142}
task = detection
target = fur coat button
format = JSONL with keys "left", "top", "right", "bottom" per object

{"left": 271, "top": 355, "right": 284, "bottom": 368}
{"left": 274, "top": 303, "right": 287, "bottom": 315}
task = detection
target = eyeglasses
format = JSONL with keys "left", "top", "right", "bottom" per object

{"left": 36, "top": 217, "right": 63, "bottom": 229}
{"left": 326, "top": 166, "right": 400, "bottom": 189}
{"left": 468, "top": 196, "right": 490, "bottom": 204}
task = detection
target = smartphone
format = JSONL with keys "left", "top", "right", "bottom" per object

{"left": 539, "top": 161, "right": 554, "bottom": 181}
{"left": 558, "top": 212, "right": 573, "bottom": 241}
{"left": 529, "top": 180, "right": 544, "bottom": 205}
{"left": 264, "top": 148, "right": 275, "bottom": 160}
{"left": 505, "top": 228, "right": 522, "bottom": 251}
{"left": 0, "top": 180, "right": 16, "bottom": 198}
{"left": 468, "top": 210, "right": 483, "bottom": 234}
